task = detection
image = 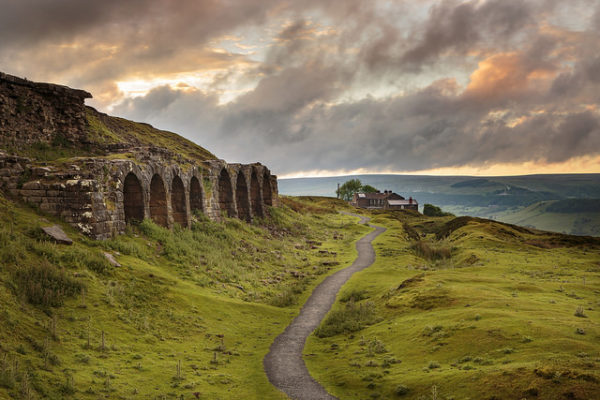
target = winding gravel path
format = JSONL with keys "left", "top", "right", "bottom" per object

{"left": 264, "top": 213, "right": 386, "bottom": 400}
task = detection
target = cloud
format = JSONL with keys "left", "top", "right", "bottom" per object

{"left": 3, "top": 0, "right": 600, "bottom": 175}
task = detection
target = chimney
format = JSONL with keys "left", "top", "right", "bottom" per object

{"left": 409, "top": 197, "right": 413, "bottom": 204}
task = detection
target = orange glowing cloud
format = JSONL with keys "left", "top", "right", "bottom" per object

{"left": 465, "top": 52, "right": 556, "bottom": 98}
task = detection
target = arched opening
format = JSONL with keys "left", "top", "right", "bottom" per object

{"left": 236, "top": 173, "right": 250, "bottom": 222}
{"left": 189, "top": 176, "right": 203, "bottom": 216}
{"left": 263, "top": 172, "right": 273, "bottom": 207}
{"left": 171, "top": 176, "right": 187, "bottom": 227}
{"left": 150, "top": 174, "right": 168, "bottom": 227}
{"left": 123, "top": 172, "right": 144, "bottom": 224}
{"left": 218, "top": 168, "right": 235, "bottom": 218}
{"left": 250, "top": 170, "right": 263, "bottom": 218}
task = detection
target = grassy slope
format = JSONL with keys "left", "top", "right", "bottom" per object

{"left": 305, "top": 211, "right": 600, "bottom": 400}
{"left": 85, "top": 107, "right": 216, "bottom": 162}
{"left": 491, "top": 201, "right": 600, "bottom": 237}
{"left": 8, "top": 107, "right": 217, "bottom": 163}
{"left": 0, "top": 195, "right": 369, "bottom": 399}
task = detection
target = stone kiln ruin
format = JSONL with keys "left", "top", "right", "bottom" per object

{"left": 0, "top": 72, "right": 278, "bottom": 239}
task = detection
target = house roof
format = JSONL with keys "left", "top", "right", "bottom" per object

{"left": 388, "top": 199, "right": 418, "bottom": 206}
{"left": 356, "top": 192, "right": 394, "bottom": 199}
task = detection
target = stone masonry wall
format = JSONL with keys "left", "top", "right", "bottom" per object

{"left": 0, "top": 72, "right": 92, "bottom": 150}
{"left": 0, "top": 153, "right": 278, "bottom": 240}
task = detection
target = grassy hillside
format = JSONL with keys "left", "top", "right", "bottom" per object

{"left": 305, "top": 211, "right": 600, "bottom": 400}
{"left": 9, "top": 107, "right": 217, "bottom": 163}
{"left": 85, "top": 107, "right": 216, "bottom": 161}
{"left": 492, "top": 200, "right": 600, "bottom": 237}
{"left": 0, "top": 195, "right": 369, "bottom": 399}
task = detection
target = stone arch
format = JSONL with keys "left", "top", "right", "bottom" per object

{"left": 263, "top": 172, "right": 273, "bottom": 207}
{"left": 218, "top": 168, "right": 235, "bottom": 218}
{"left": 236, "top": 172, "right": 250, "bottom": 222}
{"left": 189, "top": 176, "right": 203, "bottom": 216}
{"left": 250, "top": 170, "right": 263, "bottom": 218}
{"left": 123, "top": 172, "right": 144, "bottom": 224}
{"left": 171, "top": 175, "right": 187, "bottom": 227}
{"left": 150, "top": 174, "right": 169, "bottom": 227}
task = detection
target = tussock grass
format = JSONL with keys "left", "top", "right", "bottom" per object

{"left": 314, "top": 301, "right": 379, "bottom": 338}
{"left": 410, "top": 240, "right": 452, "bottom": 261}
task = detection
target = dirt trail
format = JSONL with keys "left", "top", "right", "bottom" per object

{"left": 264, "top": 213, "right": 386, "bottom": 400}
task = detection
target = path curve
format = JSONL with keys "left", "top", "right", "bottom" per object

{"left": 264, "top": 213, "right": 386, "bottom": 400}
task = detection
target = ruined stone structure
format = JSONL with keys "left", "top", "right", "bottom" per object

{"left": 0, "top": 72, "right": 278, "bottom": 239}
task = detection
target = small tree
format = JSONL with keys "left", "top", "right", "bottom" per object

{"left": 423, "top": 204, "right": 453, "bottom": 217}
{"left": 361, "top": 184, "right": 378, "bottom": 193}
{"left": 337, "top": 179, "right": 363, "bottom": 201}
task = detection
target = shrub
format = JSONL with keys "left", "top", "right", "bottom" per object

{"left": 574, "top": 306, "right": 586, "bottom": 318}
{"left": 340, "top": 289, "right": 369, "bottom": 303}
{"left": 411, "top": 241, "right": 452, "bottom": 261}
{"left": 427, "top": 361, "right": 441, "bottom": 369}
{"left": 315, "top": 301, "right": 379, "bottom": 337}
{"left": 423, "top": 204, "right": 453, "bottom": 217}
{"left": 394, "top": 384, "right": 409, "bottom": 396}
{"left": 12, "top": 261, "right": 84, "bottom": 307}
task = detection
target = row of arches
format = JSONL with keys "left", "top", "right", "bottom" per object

{"left": 123, "top": 168, "right": 273, "bottom": 228}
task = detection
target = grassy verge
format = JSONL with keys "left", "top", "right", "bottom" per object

{"left": 305, "top": 211, "right": 600, "bottom": 400}
{"left": 0, "top": 194, "right": 367, "bottom": 399}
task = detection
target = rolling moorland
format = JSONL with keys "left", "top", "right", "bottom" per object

{"left": 0, "top": 194, "right": 599, "bottom": 399}
{"left": 278, "top": 175, "right": 600, "bottom": 237}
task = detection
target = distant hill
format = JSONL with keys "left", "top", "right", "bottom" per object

{"left": 492, "top": 199, "right": 600, "bottom": 236}
{"left": 278, "top": 174, "right": 600, "bottom": 236}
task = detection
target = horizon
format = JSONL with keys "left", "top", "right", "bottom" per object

{"left": 278, "top": 171, "right": 600, "bottom": 180}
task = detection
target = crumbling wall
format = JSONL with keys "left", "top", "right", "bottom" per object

{"left": 0, "top": 72, "right": 92, "bottom": 150}
{"left": 0, "top": 152, "right": 278, "bottom": 239}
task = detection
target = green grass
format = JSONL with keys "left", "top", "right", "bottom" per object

{"left": 86, "top": 107, "right": 216, "bottom": 162}
{"left": 0, "top": 194, "right": 368, "bottom": 399}
{"left": 305, "top": 211, "right": 600, "bottom": 400}
{"left": 492, "top": 200, "right": 600, "bottom": 236}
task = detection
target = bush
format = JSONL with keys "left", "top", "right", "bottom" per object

{"left": 427, "top": 361, "right": 441, "bottom": 369}
{"left": 315, "top": 301, "right": 379, "bottom": 337}
{"left": 340, "top": 289, "right": 369, "bottom": 303}
{"left": 12, "top": 261, "right": 84, "bottom": 307}
{"left": 411, "top": 241, "right": 452, "bottom": 261}
{"left": 394, "top": 384, "right": 410, "bottom": 396}
{"left": 423, "top": 204, "right": 453, "bottom": 217}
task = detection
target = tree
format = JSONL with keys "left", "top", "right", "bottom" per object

{"left": 361, "top": 184, "right": 378, "bottom": 193}
{"left": 423, "top": 204, "right": 454, "bottom": 217}
{"left": 337, "top": 180, "right": 380, "bottom": 201}
{"left": 337, "top": 179, "right": 363, "bottom": 201}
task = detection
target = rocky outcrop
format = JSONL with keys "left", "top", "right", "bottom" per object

{"left": 0, "top": 72, "right": 91, "bottom": 150}
{"left": 0, "top": 73, "right": 279, "bottom": 239}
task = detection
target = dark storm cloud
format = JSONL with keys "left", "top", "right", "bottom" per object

{"left": 3, "top": 0, "right": 599, "bottom": 174}
{"left": 399, "top": 0, "right": 537, "bottom": 70}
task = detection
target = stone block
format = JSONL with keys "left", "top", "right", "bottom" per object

{"left": 20, "top": 189, "right": 46, "bottom": 197}
{"left": 22, "top": 180, "right": 42, "bottom": 190}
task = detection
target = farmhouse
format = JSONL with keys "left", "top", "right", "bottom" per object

{"left": 351, "top": 190, "right": 418, "bottom": 211}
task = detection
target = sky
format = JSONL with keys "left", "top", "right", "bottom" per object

{"left": 1, "top": 0, "right": 600, "bottom": 178}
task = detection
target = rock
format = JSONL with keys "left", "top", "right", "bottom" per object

{"left": 42, "top": 225, "right": 73, "bottom": 245}
{"left": 103, "top": 252, "right": 121, "bottom": 267}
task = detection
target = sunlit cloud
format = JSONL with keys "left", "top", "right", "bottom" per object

{"left": 1, "top": 0, "right": 599, "bottom": 176}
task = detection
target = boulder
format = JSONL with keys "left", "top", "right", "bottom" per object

{"left": 41, "top": 225, "right": 73, "bottom": 245}
{"left": 103, "top": 252, "right": 121, "bottom": 267}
